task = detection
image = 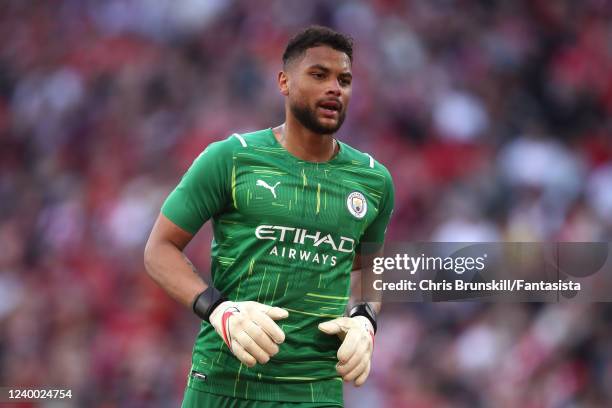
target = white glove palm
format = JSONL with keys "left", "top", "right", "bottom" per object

{"left": 209, "top": 301, "right": 289, "bottom": 367}
{"left": 318, "top": 316, "right": 374, "bottom": 386}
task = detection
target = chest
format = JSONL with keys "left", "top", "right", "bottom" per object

{"left": 228, "top": 152, "right": 384, "bottom": 243}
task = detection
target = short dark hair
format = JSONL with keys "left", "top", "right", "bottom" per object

{"left": 282, "top": 25, "right": 353, "bottom": 67}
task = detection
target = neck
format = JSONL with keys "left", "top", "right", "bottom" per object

{"left": 274, "top": 116, "right": 338, "bottom": 162}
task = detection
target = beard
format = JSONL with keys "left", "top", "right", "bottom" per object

{"left": 290, "top": 100, "right": 346, "bottom": 135}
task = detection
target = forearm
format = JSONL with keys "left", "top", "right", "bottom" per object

{"left": 144, "top": 240, "right": 207, "bottom": 308}
{"left": 349, "top": 269, "right": 381, "bottom": 314}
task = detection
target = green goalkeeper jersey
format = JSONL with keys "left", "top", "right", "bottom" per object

{"left": 162, "top": 128, "right": 394, "bottom": 405}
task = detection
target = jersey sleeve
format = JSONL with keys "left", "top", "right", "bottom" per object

{"left": 161, "top": 138, "right": 235, "bottom": 234}
{"left": 359, "top": 167, "right": 395, "bottom": 252}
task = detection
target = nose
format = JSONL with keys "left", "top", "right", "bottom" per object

{"left": 326, "top": 78, "right": 342, "bottom": 96}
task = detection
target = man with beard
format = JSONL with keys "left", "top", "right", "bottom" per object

{"left": 144, "top": 26, "right": 394, "bottom": 407}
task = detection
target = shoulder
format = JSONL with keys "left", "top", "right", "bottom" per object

{"left": 197, "top": 128, "right": 272, "bottom": 159}
{"left": 338, "top": 141, "right": 393, "bottom": 185}
{"left": 201, "top": 133, "right": 247, "bottom": 156}
{"left": 230, "top": 128, "right": 275, "bottom": 148}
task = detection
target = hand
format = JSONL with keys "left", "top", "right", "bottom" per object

{"left": 318, "top": 316, "right": 374, "bottom": 386}
{"left": 209, "top": 301, "right": 289, "bottom": 367}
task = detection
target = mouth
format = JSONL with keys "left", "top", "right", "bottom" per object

{"left": 317, "top": 100, "right": 342, "bottom": 118}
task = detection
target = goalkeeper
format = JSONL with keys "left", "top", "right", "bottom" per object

{"left": 144, "top": 25, "right": 394, "bottom": 407}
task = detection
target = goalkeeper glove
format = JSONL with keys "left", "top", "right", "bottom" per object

{"left": 318, "top": 315, "right": 374, "bottom": 386}
{"left": 208, "top": 300, "right": 289, "bottom": 367}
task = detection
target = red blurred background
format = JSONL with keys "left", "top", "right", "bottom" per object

{"left": 1, "top": 1, "right": 612, "bottom": 406}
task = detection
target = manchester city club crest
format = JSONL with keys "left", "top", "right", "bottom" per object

{"left": 347, "top": 191, "right": 367, "bottom": 219}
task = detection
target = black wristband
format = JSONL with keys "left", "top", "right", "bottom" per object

{"left": 192, "top": 287, "right": 227, "bottom": 323}
{"left": 348, "top": 303, "right": 377, "bottom": 334}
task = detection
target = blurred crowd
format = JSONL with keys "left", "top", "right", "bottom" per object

{"left": 1, "top": 0, "right": 612, "bottom": 406}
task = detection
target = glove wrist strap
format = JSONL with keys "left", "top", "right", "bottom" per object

{"left": 192, "top": 287, "right": 227, "bottom": 323}
{"left": 349, "top": 303, "right": 377, "bottom": 334}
